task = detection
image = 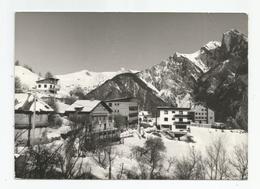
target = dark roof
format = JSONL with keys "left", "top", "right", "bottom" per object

{"left": 36, "top": 77, "right": 59, "bottom": 83}
{"left": 105, "top": 97, "right": 137, "bottom": 102}
{"left": 157, "top": 106, "right": 191, "bottom": 110}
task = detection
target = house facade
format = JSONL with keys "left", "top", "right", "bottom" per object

{"left": 36, "top": 78, "right": 60, "bottom": 94}
{"left": 65, "top": 100, "right": 114, "bottom": 132}
{"left": 105, "top": 97, "right": 139, "bottom": 127}
{"left": 15, "top": 93, "right": 54, "bottom": 129}
{"left": 157, "top": 106, "right": 191, "bottom": 131}
{"left": 191, "top": 103, "right": 215, "bottom": 124}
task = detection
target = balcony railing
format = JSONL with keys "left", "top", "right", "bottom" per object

{"left": 174, "top": 121, "right": 191, "bottom": 125}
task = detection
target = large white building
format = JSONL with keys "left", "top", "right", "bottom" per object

{"left": 105, "top": 97, "right": 139, "bottom": 127}
{"left": 157, "top": 106, "right": 191, "bottom": 131}
{"left": 191, "top": 103, "right": 215, "bottom": 124}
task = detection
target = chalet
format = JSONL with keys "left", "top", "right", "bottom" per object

{"left": 15, "top": 93, "right": 54, "bottom": 129}
{"left": 191, "top": 103, "right": 215, "bottom": 124}
{"left": 65, "top": 100, "right": 114, "bottom": 132}
{"left": 157, "top": 106, "right": 191, "bottom": 131}
{"left": 105, "top": 97, "right": 139, "bottom": 127}
{"left": 36, "top": 77, "right": 60, "bottom": 94}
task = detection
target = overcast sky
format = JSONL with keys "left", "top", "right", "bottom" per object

{"left": 15, "top": 13, "right": 247, "bottom": 75}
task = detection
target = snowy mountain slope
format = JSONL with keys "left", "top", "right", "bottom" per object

{"left": 85, "top": 73, "right": 167, "bottom": 115}
{"left": 15, "top": 65, "right": 138, "bottom": 96}
{"left": 137, "top": 36, "right": 227, "bottom": 107}
{"left": 56, "top": 68, "right": 139, "bottom": 95}
{"left": 15, "top": 66, "right": 41, "bottom": 89}
{"left": 56, "top": 70, "right": 121, "bottom": 95}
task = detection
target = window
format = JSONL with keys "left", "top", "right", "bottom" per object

{"left": 164, "top": 110, "right": 168, "bottom": 114}
{"left": 172, "top": 111, "right": 175, "bottom": 113}
{"left": 38, "top": 84, "right": 41, "bottom": 88}
{"left": 109, "top": 103, "right": 112, "bottom": 107}
{"left": 175, "top": 125, "right": 187, "bottom": 129}
{"left": 164, "top": 117, "right": 168, "bottom": 121}
{"left": 172, "top": 117, "right": 175, "bottom": 121}
{"left": 179, "top": 118, "right": 183, "bottom": 122}
{"left": 44, "top": 84, "right": 47, "bottom": 88}
{"left": 179, "top": 111, "right": 183, "bottom": 115}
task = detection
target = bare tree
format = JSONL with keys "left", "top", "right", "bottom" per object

{"left": 117, "top": 163, "right": 125, "bottom": 179}
{"left": 229, "top": 143, "right": 248, "bottom": 179}
{"left": 92, "top": 141, "right": 108, "bottom": 168}
{"left": 174, "top": 147, "right": 205, "bottom": 180}
{"left": 204, "top": 137, "right": 230, "bottom": 180}
{"left": 105, "top": 144, "right": 117, "bottom": 179}
{"left": 166, "top": 156, "right": 176, "bottom": 172}
{"left": 15, "top": 76, "right": 22, "bottom": 93}
{"left": 132, "top": 137, "right": 166, "bottom": 179}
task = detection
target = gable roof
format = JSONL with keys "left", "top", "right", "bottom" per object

{"left": 15, "top": 93, "right": 54, "bottom": 113}
{"left": 66, "top": 100, "right": 112, "bottom": 113}
{"left": 36, "top": 77, "right": 59, "bottom": 83}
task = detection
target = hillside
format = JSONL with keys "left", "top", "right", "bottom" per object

{"left": 137, "top": 41, "right": 222, "bottom": 107}
{"left": 15, "top": 66, "right": 40, "bottom": 90}
{"left": 56, "top": 69, "right": 123, "bottom": 95}
{"left": 137, "top": 29, "right": 247, "bottom": 130}
{"left": 15, "top": 66, "right": 137, "bottom": 96}
{"left": 194, "top": 29, "right": 248, "bottom": 130}
{"left": 85, "top": 73, "right": 168, "bottom": 115}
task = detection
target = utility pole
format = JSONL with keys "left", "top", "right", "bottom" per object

{"left": 31, "top": 92, "right": 37, "bottom": 145}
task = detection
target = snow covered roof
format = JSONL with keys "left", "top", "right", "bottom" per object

{"left": 15, "top": 93, "right": 54, "bottom": 113}
{"left": 66, "top": 100, "right": 112, "bottom": 113}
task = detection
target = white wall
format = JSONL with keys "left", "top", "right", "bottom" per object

{"left": 158, "top": 109, "right": 189, "bottom": 126}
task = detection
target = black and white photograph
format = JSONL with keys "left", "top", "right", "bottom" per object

{"left": 13, "top": 12, "right": 248, "bottom": 180}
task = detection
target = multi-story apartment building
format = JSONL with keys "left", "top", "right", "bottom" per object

{"left": 105, "top": 97, "right": 139, "bottom": 127}
{"left": 191, "top": 103, "right": 215, "bottom": 124}
{"left": 157, "top": 106, "right": 191, "bottom": 131}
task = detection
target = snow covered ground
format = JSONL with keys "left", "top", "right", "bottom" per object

{"left": 73, "top": 126, "right": 247, "bottom": 179}
{"left": 16, "top": 125, "right": 247, "bottom": 179}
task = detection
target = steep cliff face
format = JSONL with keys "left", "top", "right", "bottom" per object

{"left": 137, "top": 29, "right": 247, "bottom": 130}
{"left": 137, "top": 40, "right": 222, "bottom": 107}
{"left": 195, "top": 29, "right": 248, "bottom": 130}
{"left": 84, "top": 73, "right": 167, "bottom": 115}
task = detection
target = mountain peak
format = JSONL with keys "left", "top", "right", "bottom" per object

{"left": 221, "top": 29, "right": 248, "bottom": 54}
{"left": 203, "top": 41, "right": 221, "bottom": 51}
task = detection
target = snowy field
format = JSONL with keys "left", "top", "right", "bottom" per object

{"left": 16, "top": 125, "right": 247, "bottom": 179}
{"left": 72, "top": 126, "right": 247, "bottom": 179}
{"left": 116, "top": 126, "right": 247, "bottom": 159}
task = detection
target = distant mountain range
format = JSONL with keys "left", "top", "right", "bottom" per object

{"left": 15, "top": 29, "right": 248, "bottom": 130}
